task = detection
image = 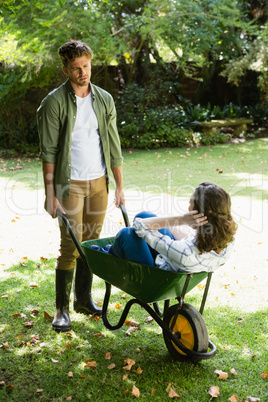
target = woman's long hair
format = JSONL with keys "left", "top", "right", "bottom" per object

{"left": 193, "top": 182, "right": 238, "bottom": 254}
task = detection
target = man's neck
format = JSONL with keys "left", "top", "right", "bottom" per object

{"left": 71, "top": 81, "right": 91, "bottom": 98}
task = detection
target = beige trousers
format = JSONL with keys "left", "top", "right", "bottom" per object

{"left": 57, "top": 175, "right": 108, "bottom": 270}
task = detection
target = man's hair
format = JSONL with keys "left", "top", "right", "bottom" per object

{"left": 58, "top": 40, "right": 93, "bottom": 67}
{"left": 193, "top": 182, "right": 238, "bottom": 253}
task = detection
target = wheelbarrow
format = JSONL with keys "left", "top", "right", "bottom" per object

{"left": 57, "top": 206, "right": 216, "bottom": 363}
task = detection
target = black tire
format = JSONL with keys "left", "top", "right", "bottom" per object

{"left": 163, "top": 303, "right": 209, "bottom": 363}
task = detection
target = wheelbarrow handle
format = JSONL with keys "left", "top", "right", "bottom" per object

{"left": 119, "top": 202, "right": 131, "bottom": 227}
{"left": 56, "top": 209, "right": 88, "bottom": 266}
{"left": 56, "top": 204, "right": 131, "bottom": 261}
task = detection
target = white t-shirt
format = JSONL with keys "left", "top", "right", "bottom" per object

{"left": 71, "top": 93, "right": 106, "bottom": 180}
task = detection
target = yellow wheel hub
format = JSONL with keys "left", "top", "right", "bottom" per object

{"left": 170, "top": 314, "right": 195, "bottom": 355}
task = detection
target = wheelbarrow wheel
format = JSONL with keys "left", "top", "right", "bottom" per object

{"left": 163, "top": 303, "right": 209, "bottom": 363}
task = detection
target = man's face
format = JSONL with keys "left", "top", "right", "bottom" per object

{"left": 63, "top": 55, "right": 91, "bottom": 88}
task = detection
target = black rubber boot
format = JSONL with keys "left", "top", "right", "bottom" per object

{"left": 73, "top": 257, "right": 102, "bottom": 316}
{"left": 52, "top": 268, "right": 74, "bottom": 332}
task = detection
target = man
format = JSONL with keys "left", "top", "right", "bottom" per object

{"left": 37, "top": 40, "right": 124, "bottom": 332}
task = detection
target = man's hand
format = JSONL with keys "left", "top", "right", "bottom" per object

{"left": 111, "top": 166, "right": 125, "bottom": 207}
{"left": 44, "top": 195, "right": 65, "bottom": 219}
{"left": 114, "top": 187, "right": 125, "bottom": 207}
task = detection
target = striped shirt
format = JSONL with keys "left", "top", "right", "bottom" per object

{"left": 133, "top": 218, "right": 234, "bottom": 273}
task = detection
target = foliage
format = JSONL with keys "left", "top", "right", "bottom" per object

{"left": 115, "top": 82, "right": 267, "bottom": 149}
{"left": 0, "top": 0, "right": 267, "bottom": 151}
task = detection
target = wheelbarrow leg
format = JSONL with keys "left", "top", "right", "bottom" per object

{"left": 52, "top": 268, "right": 74, "bottom": 332}
{"left": 73, "top": 257, "right": 102, "bottom": 316}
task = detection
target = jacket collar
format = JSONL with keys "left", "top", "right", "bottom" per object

{"left": 65, "top": 79, "right": 95, "bottom": 99}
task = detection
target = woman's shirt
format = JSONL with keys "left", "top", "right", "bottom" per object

{"left": 133, "top": 218, "right": 234, "bottom": 273}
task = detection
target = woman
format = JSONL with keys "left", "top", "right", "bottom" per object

{"left": 108, "top": 182, "right": 238, "bottom": 273}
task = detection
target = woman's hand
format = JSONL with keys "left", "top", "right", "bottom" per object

{"left": 181, "top": 210, "right": 208, "bottom": 228}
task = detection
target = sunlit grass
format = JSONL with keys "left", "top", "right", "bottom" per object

{"left": 1, "top": 257, "right": 268, "bottom": 400}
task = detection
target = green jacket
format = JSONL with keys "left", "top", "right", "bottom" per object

{"left": 37, "top": 80, "right": 123, "bottom": 198}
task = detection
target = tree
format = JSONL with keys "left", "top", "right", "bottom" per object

{"left": 0, "top": 0, "right": 266, "bottom": 150}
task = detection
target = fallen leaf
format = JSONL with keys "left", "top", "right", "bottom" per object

{"left": 31, "top": 335, "right": 40, "bottom": 344}
{"left": 261, "top": 371, "right": 268, "bottom": 379}
{"left": 122, "top": 374, "right": 128, "bottom": 381}
{"left": 125, "top": 319, "right": 140, "bottom": 327}
{"left": 1, "top": 295, "right": 8, "bottom": 299}
{"left": 2, "top": 342, "right": 9, "bottom": 348}
{"left": 13, "top": 312, "right": 27, "bottom": 318}
{"left": 151, "top": 388, "right": 156, "bottom": 396}
{"left": 44, "top": 311, "right": 53, "bottom": 320}
{"left": 105, "top": 352, "right": 111, "bottom": 360}
{"left": 93, "top": 333, "right": 102, "bottom": 337}
{"left": 134, "top": 366, "right": 143, "bottom": 375}
{"left": 30, "top": 283, "right": 38, "bottom": 288}
{"left": 145, "top": 316, "right": 154, "bottom": 323}
{"left": 132, "top": 385, "right": 140, "bottom": 398}
{"left": 36, "top": 389, "right": 43, "bottom": 393}
{"left": 66, "top": 396, "right": 72, "bottom": 401}
{"left": 0, "top": 381, "right": 5, "bottom": 386}
{"left": 214, "top": 369, "right": 228, "bottom": 380}
{"left": 246, "top": 397, "right": 260, "bottom": 402}
{"left": 79, "top": 374, "right": 86, "bottom": 378}
{"left": 126, "top": 326, "right": 137, "bottom": 336}
{"left": 84, "top": 361, "right": 97, "bottom": 368}
{"left": 51, "top": 358, "right": 59, "bottom": 363}
{"left": 168, "top": 386, "right": 180, "bottom": 399}
{"left": 123, "top": 359, "right": 135, "bottom": 371}
{"left": 23, "top": 321, "right": 34, "bottom": 328}
{"left": 30, "top": 310, "right": 39, "bottom": 317}
{"left": 114, "top": 303, "right": 122, "bottom": 309}
{"left": 64, "top": 344, "right": 72, "bottom": 349}
{"left": 68, "top": 372, "right": 73, "bottom": 378}
{"left": 107, "top": 363, "right": 116, "bottom": 370}
{"left": 208, "top": 386, "right": 220, "bottom": 398}
{"left": 18, "top": 341, "right": 26, "bottom": 347}
{"left": 230, "top": 368, "right": 238, "bottom": 376}
{"left": 228, "top": 396, "right": 238, "bottom": 402}
{"left": 6, "top": 384, "right": 15, "bottom": 389}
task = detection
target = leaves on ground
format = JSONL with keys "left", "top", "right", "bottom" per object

{"left": 214, "top": 369, "right": 228, "bottom": 380}
{"left": 208, "top": 385, "right": 220, "bottom": 398}
{"left": 123, "top": 358, "right": 135, "bottom": 371}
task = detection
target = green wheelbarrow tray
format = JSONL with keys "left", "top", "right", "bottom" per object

{"left": 57, "top": 208, "right": 217, "bottom": 362}
{"left": 82, "top": 237, "right": 208, "bottom": 303}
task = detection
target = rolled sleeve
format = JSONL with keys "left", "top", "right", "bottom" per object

{"left": 37, "top": 96, "right": 60, "bottom": 163}
{"left": 107, "top": 100, "right": 123, "bottom": 168}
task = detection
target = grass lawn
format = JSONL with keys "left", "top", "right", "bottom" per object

{"left": 0, "top": 138, "right": 268, "bottom": 401}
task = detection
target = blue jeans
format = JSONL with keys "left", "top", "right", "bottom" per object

{"left": 109, "top": 211, "right": 174, "bottom": 266}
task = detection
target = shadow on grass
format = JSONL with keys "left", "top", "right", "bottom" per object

{"left": 0, "top": 260, "right": 267, "bottom": 400}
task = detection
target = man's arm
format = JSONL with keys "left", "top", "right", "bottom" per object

{"left": 111, "top": 166, "right": 125, "bottom": 207}
{"left": 42, "top": 162, "right": 65, "bottom": 218}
